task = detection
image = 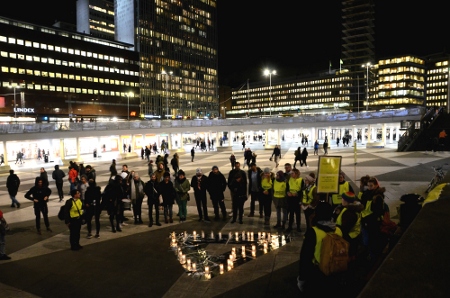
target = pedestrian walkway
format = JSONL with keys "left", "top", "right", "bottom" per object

{"left": 0, "top": 141, "right": 449, "bottom": 298}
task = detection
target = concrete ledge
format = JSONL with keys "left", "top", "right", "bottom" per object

{"left": 366, "top": 142, "right": 385, "bottom": 148}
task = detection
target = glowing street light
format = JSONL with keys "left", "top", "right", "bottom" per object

{"left": 361, "top": 63, "right": 372, "bottom": 111}
{"left": 264, "top": 69, "right": 276, "bottom": 116}
{"left": 162, "top": 70, "right": 173, "bottom": 119}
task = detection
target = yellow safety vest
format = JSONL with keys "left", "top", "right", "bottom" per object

{"left": 302, "top": 185, "right": 316, "bottom": 205}
{"left": 312, "top": 226, "right": 327, "bottom": 264}
{"left": 336, "top": 208, "right": 361, "bottom": 239}
{"left": 288, "top": 177, "right": 303, "bottom": 195}
{"left": 261, "top": 178, "right": 273, "bottom": 191}
{"left": 273, "top": 180, "right": 286, "bottom": 198}
{"left": 331, "top": 181, "right": 350, "bottom": 205}
{"left": 69, "top": 199, "right": 83, "bottom": 218}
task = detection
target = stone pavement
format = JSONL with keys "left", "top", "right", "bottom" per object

{"left": 0, "top": 140, "right": 449, "bottom": 298}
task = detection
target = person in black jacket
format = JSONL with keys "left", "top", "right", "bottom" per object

{"left": 109, "top": 159, "right": 117, "bottom": 177}
{"left": 229, "top": 172, "right": 247, "bottom": 224}
{"left": 227, "top": 162, "right": 246, "bottom": 217}
{"left": 103, "top": 175, "right": 126, "bottom": 233}
{"left": 84, "top": 180, "right": 102, "bottom": 239}
{"left": 158, "top": 172, "right": 176, "bottom": 223}
{"left": 52, "top": 165, "right": 66, "bottom": 202}
{"left": 24, "top": 177, "right": 52, "bottom": 234}
{"left": 6, "top": 170, "right": 21, "bottom": 208}
{"left": 207, "top": 165, "right": 228, "bottom": 221}
{"left": 191, "top": 168, "right": 211, "bottom": 222}
{"left": 144, "top": 173, "right": 161, "bottom": 227}
{"left": 247, "top": 163, "right": 261, "bottom": 217}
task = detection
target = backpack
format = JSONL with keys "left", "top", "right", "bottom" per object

{"left": 319, "top": 232, "right": 349, "bottom": 276}
{"left": 58, "top": 205, "right": 65, "bottom": 221}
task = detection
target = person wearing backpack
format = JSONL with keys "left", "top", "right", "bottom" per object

{"left": 293, "top": 147, "right": 302, "bottom": 168}
{"left": 297, "top": 200, "right": 339, "bottom": 293}
{"left": 64, "top": 189, "right": 84, "bottom": 251}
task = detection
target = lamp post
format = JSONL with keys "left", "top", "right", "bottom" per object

{"left": 362, "top": 63, "right": 372, "bottom": 111}
{"left": 162, "top": 70, "right": 173, "bottom": 119}
{"left": 264, "top": 69, "right": 276, "bottom": 116}
{"left": 126, "top": 93, "right": 130, "bottom": 121}
{"left": 9, "top": 85, "right": 20, "bottom": 118}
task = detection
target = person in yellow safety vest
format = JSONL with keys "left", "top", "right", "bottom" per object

{"left": 330, "top": 172, "right": 354, "bottom": 209}
{"left": 286, "top": 168, "right": 305, "bottom": 233}
{"left": 333, "top": 191, "right": 364, "bottom": 261}
{"left": 272, "top": 170, "right": 288, "bottom": 229}
{"left": 260, "top": 168, "right": 274, "bottom": 226}
{"left": 297, "top": 201, "right": 336, "bottom": 293}
{"left": 302, "top": 173, "right": 319, "bottom": 230}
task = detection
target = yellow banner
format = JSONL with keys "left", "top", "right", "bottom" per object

{"left": 316, "top": 156, "right": 342, "bottom": 193}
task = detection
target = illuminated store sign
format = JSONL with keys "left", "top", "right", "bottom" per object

{"left": 14, "top": 108, "right": 35, "bottom": 113}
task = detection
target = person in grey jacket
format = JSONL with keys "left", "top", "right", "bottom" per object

{"left": 52, "top": 165, "right": 66, "bottom": 202}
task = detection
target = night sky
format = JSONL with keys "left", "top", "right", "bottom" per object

{"left": 2, "top": 0, "right": 449, "bottom": 87}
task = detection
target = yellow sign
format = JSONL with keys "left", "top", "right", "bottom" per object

{"left": 316, "top": 156, "right": 342, "bottom": 194}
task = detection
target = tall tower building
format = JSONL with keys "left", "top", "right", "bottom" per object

{"left": 77, "top": 0, "right": 116, "bottom": 41}
{"left": 341, "top": 0, "right": 375, "bottom": 111}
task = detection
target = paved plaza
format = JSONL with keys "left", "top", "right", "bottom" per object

{"left": 1, "top": 140, "right": 449, "bottom": 298}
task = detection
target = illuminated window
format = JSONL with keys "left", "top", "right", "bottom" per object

{"left": 0, "top": 36, "right": 7, "bottom": 42}
{"left": 49, "top": 85, "right": 55, "bottom": 91}
{"left": 19, "top": 69, "right": 25, "bottom": 74}
{"left": 55, "top": 46, "right": 61, "bottom": 52}
{"left": 1, "top": 66, "right": 8, "bottom": 72}
{"left": 49, "top": 72, "right": 55, "bottom": 78}
{"left": 25, "top": 41, "right": 32, "bottom": 47}
{"left": 48, "top": 45, "right": 54, "bottom": 51}
{"left": 26, "top": 69, "right": 33, "bottom": 75}
{"left": 33, "top": 42, "right": 39, "bottom": 48}
{"left": 42, "top": 57, "right": 47, "bottom": 63}
{"left": 61, "top": 47, "right": 67, "bottom": 53}
{"left": 48, "top": 58, "right": 54, "bottom": 64}
{"left": 40, "top": 44, "right": 47, "bottom": 50}
{"left": 0, "top": 51, "right": 7, "bottom": 58}
{"left": 8, "top": 37, "right": 15, "bottom": 44}
{"left": 35, "top": 84, "right": 41, "bottom": 90}
{"left": 56, "top": 86, "right": 62, "bottom": 92}
{"left": 10, "top": 67, "right": 17, "bottom": 73}
{"left": 63, "top": 87, "right": 68, "bottom": 92}
{"left": 63, "top": 74, "right": 68, "bottom": 79}
{"left": 26, "top": 55, "right": 32, "bottom": 61}
{"left": 76, "top": 75, "right": 81, "bottom": 80}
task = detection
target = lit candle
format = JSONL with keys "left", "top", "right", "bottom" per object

{"left": 267, "top": 233, "right": 271, "bottom": 242}
{"left": 247, "top": 232, "right": 250, "bottom": 240}
{"left": 252, "top": 244, "right": 256, "bottom": 252}
{"left": 218, "top": 232, "right": 222, "bottom": 240}
{"left": 228, "top": 232, "right": 232, "bottom": 240}
{"left": 205, "top": 273, "right": 211, "bottom": 280}
{"left": 227, "top": 260, "right": 232, "bottom": 271}
{"left": 201, "top": 231, "right": 205, "bottom": 239}
{"left": 193, "top": 231, "right": 197, "bottom": 240}
{"left": 242, "top": 245, "right": 246, "bottom": 253}
{"left": 192, "top": 263, "right": 197, "bottom": 272}
{"left": 219, "top": 264, "right": 224, "bottom": 274}
{"left": 264, "top": 248, "right": 268, "bottom": 254}
{"left": 232, "top": 247, "right": 236, "bottom": 254}
{"left": 211, "top": 231, "right": 214, "bottom": 239}
{"left": 252, "top": 251, "right": 256, "bottom": 257}
{"left": 251, "top": 233, "right": 254, "bottom": 241}
{"left": 205, "top": 266, "right": 210, "bottom": 274}
{"left": 258, "top": 232, "right": 261, "bottom": 239}
{"left": 264, "top": 242, "right": 268, "bottom": 250}
{"left": 187, "top": 258, "right": 191, "bottom": 267}
{"left": 262, "top": 232, "right": 266, "bottom": 239}
{"left": 242, "top": 231, "right": 245, "bottom": 240}
{"left": 235, "top": 232, "right": 239, "bottom": 241}
{"left": 178, "top": 251, "right": 183, "bottom": 260}
{"left": 242, "top": 245, "right": 246, "bottom": 258}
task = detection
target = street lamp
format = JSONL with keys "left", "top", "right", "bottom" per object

{"left": 125, "top": 92, "right": 131, "bottom": 121}
{"left": 361, "top": 63, "right": 372, "bottom": 111}
{"left": 162, "top": 70, "right": 173, "bottom": 119}
{"left": 9, "top": 84, "right": 20, "bottom": 118}
{"left": 264, "top": 69, "right": 276, "bottom": 116}
{"left": 221, "top": 106, "right": 227, "bottom": 119}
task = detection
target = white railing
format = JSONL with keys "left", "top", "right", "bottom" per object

{"left": 0, "top": 107, "right": 425, "bottom": 135}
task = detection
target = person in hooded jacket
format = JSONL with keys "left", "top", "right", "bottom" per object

{"left": 144, "top": 173, "right": 161, "bottom": 227}
{"left": 104, "top": 175, "right": 126, "bottom": 233}
{"left": 207, "top": 165, "right": 228, "bottom": 221}
{"left": 191, "top": 168, "right": 211, "bottom": 222}
{"left": 85, "top": 165, "right": 96, "bottom": 182}
{"left": 154, "top": 161, "right": 166, "bottom": 183}
{"left": 170, "top": 153, "right": 179, "bottom": 175}
{"left": 6, "top": 170, "right": 21, "bottom": 208}
{"left": 39, "top": 167, "right": 49, "bottom": 187}
{"left": 24, "top": 177, "right": 52, "bottom": 234}
{"left": 52, "top": 165, "right": 66, "bottom": 202}
{"left": 174, "top": 170, "right": 190, "bottom": 222}
{"left": 84, "top": 179, "right": 102, "bottom": 239}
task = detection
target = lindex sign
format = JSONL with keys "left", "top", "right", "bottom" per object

{"left": 14, "top": 108, "right": 35, "bottom": 113}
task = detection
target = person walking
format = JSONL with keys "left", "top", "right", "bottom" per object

{"left": 191, "top": 147, "right": 195, "bottom": 162}
{"left": 270, "top": 145, "right": 282, "bottom": 168}
{"left": 174, "top": 170, "right": 190, "bottom": 222}
{"left": 109, "top": 159, "right": 117, "bottom": 177}
{"left": 6, "top": 170, "right": 21, "bottom": 208}
{"left": 207, "top": 165, "right": 228, "bottom": 221}
{"left": 293, "top": 147, "right": 302, "bottom": 168}
{"left": 229, "top": 153, "right": 236, "bottom": 169}
{"left": 144, "top": 173, "right": 161, "bottom": 227}
{"left": 170, "top": 153, "right": 179, "bottom": 175}
{"left": 191, "top": 168, "right": 211, "bottom": 222}
{"left": 39, "top": 167, "right": 49, "bottom": 187}
{"left": 24, "top": 177, "right": 52, "bottom": 234}
{"left": 52, "top": 165, "right": 66, "bottom": 202}
{"left": 300, "top": 147, "right": 309, "bottom": 167}
{"left": 84, "top": 179, "right": 102, "bottom": 239}
{"left": 64, "top": 189, "right": 84, "bottom": 251}
{"left": 242, "top": 139, "right": 246, "bottom": 150}
{"left": 323, "top": 139, "right": 329, "bottom": 155}
{"left": 313, "top": 140, "right": 319, "bottom": 155}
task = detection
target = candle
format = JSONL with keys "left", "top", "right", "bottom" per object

{"left": 178, "top": 251, "right": 183, "bottom": 260}
{"left": 242, "top": 231, "right": 245, "bottom": 240}
{"left": 187, "top": 258, "right": 191, "bottom": 269}
{"left": 251, "top": 233, "right": 254, "bottom": 241}
{"left": 252, "top": 251, "right": 256, "bottom": 257}
{"left": 263, "top": 242, "right": 268, "bottom": 250}
{"left": 235, "top": 232, "right": 239, "bottom": 241}
{"left": 228, "top": 232, "right": 232, "bottom": 240}
{"left": 192, "top": 263, "right": 197, "bottom": 272}
{"left": 247, "top": 232, "right": 250, "bottom": 240}
{"left": 264, "top": 248, "right": 268, "bottom": 254}
{"left": 205, "top": 266, "right": 210, "bottom": 274}
{"left": 232, "top": 247, "right": 236, "bottom": 254}
{"left": 193, "top": 231, "right": 197, "bottom": 240}
{"left": 252, "top": 244, "right": 256, "bottom": 252}
{"left": 229, "top": 254, "right": 234, "bottom": 262}
{"left": 211, "top": 231, "right": 214, "bottom": 239}
{"left": 242, "top": 245, "right": 246, "bottom": 253}
{"left": 227, "top": 260, "right": 232, "bottom": 271}
{"left": 219, "top": 264, "right": 224, "bottom": 274}
{"left": 267, "top": 233, "right": 271, "bottom": 243}
{"left": 218, "top": 232, "right": 222, "bottom": 240}
{"left": 184, "top": 231, "right": 187, "bottom": 239}
{"left": 201, "top": 231, "right": 205, "bottom": 239}
{"left": 262, "top": 232, "right": 266, "bottom": 239}
{"left": 205, "top": 273, "right": 211, "bottom": 280}
{"left": 241, "top": 245, "right": 246, "bottom": 258}
{"left": 258, "top": 232, "right": 261, "bottom": 239}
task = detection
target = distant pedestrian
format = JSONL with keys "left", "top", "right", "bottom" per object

{"left": 6, "top": 170, "right": 21, "bottom": 208}
{"left": 270, "top": 145, "right": 282, "bottom": 168}
{"left": 191, "top": 147, "right": 195, "bottom": 162}
{"left": 313, "top": 140, "right": 319, "bottom": 155}
{"left": 109, "top": 159, "right": 117, "bottom": 177}
{"left": 229, "top": 153, "right": 236, "bottom": 169}
{"left": 300, "top": 147, "right": 309, "bottom": 167}
{"left": 323, "top": 140, "right": 329, "bottom": 155}
{"left": 242, "top": 140, "right": 246, "bottom": 150}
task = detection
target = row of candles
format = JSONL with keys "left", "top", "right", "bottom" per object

{"left": 188, "top": 230, "right": 274, "bottom": 242}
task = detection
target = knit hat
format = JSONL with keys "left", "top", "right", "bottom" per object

{"left": 341, "top": 192, "right": 356, "bottom": 203}
{"left": 177, "top": 170, "right": 185, "bottom": 176}
{"left": 263, "top": 167, "right": 271, "bottom": 174}
{"left": 305, "top": 174, "right": 315, "bottom": 183}
{"left": 212, "top": 165, "right": 219, "bottom": 171}
{"left": 0, "top": 210, "right": 3, "bottom": 218}
{"left": 196, "top": 168, "right": 203, "bottom": 174}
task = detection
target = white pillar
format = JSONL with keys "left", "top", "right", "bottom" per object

{"left": 389, "top": 126, "right": 394, "bottom": 143}
{"left": 277, "top": 129, "right": 282, "bottom": 145}
{"left": 167, "top": 133, "right": 172, "bottom": 150}
{"left": 367, "top": 125, "right": 371, "bottom": 143}
{"left": 2, "top": 141, "right": 9, "bottom": 166}
{"left": 382, "top": 123, "right": 387, "bottom": 145}
{"left": 353, "top": 127, "right": 358, "bottom": 144}
{"left": 265, "top": 129, "right": 269, "bottom": 147}
{"left": 310, "top": 127, "right": 315, "bottom": 146}
{"left": 76, "top": 137, "right": 81, "bottom": 161}
{"left": 229, "top": 131, "right": 234, "bottom": 147}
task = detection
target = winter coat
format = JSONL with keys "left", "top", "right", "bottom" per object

{"left": 24, "top": 178, "right": 52, "bottom": 208}
{"left": 207, "top": 171, "right": 227, "bottom": 200}
{"left": 6, "top": 173, "right": 20, "bottom": 196}
{"left": 158, "top": 180, "right": 176, "bottom": 205}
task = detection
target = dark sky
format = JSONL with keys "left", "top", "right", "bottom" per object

{"left": 2, "top": 1, "right": 450, "bottom": 88}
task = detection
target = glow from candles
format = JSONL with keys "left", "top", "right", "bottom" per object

{"left": 242, "top": 231, "right": 245, "bottom": 240}
{"left": 192, "top": 263, "right": 196, "bottom": 272}
{"left": 218, "top": 232, "right": 222, "bottom": 240}
{"left": 211, "top": 231, "right": 214, "bottom": 239}
{"left": 258, "top": 232, "right": 261, "bottom": 239}
{"left": 252, "top": 244, "right": 256, "bottom": 252}
{"left": 235, "top": 232, "right": 239, "bottom": 241}
{"left": 186, "top": 258, "right": 191, "bottom": 270}
{"left": 267, "top": 233, "right": 271, "bottom": 243}
{"left": 263, "top": 242, "right": 268, "bottom": 250}
{"left": 201, "top": 231, "right": 205, "bottom": 239}
{"left": 220, "top": 264, "right": 224, "bottom": 274}
{"left": 252, "top": 251, "right": 256, "bottom": 257}
{"left": 205, "top": 266, "right": 210, "bottom": 274}
{"left": 193, "top": 231, "right": 196, "bottom": 240}
{"left": 262, "top": 232, "right": 266, "bottom": 239}
{"left": 232, "top": 247, "right": 236, "bottom": 254}
{"left": 251, "top": 233, "right": 254, "bottom": 241}
{"left": 264, "top": 248, "right": 268, "bottom": 254}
